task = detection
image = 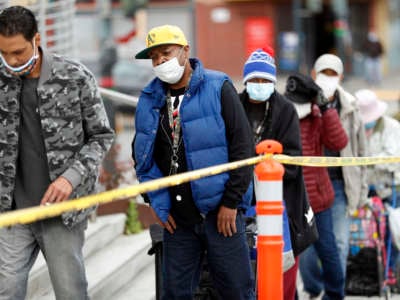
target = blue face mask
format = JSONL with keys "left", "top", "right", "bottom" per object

{"left": 364, "top": 120, "right": 377, "bottom": 130}
{"left": 246, "top": 82, "right": 275, "bottom": 102}
{"left": 0, "top": 39, "right": 38, "bottom": 76}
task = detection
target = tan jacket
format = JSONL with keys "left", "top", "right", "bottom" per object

{"left": 336, "top": 86, "right": 369, "bottom": 214}
{"left": 366, "top": 116, "right": 400, "bottom": 199}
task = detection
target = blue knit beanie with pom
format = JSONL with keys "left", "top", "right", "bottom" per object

{"left": 243, "top": 47, "right": 276, "bottom": 84}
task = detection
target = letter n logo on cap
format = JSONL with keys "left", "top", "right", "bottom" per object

{"left": 173, "top": 34, "right": 180, "bottom": 42}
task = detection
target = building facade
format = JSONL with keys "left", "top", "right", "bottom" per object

{"left": 69, "top": 0, "right": 400, "bottom": 80}
{"left": 143, "top": 0, "right": 399, "bottom": 80}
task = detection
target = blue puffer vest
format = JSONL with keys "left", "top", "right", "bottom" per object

{"left": 133, "top": 59, "right": 251, "bottom": 222}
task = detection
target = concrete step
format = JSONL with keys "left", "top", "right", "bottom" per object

{"left": 28, "top": 229, "right": 152, "bottom": 300}
{"left": 86, "top": 230, "right": 152, "bottom": 300}
{"left": 113, "top": 258, "right": 156, "bottom": 300}
{"left": 27, "top": 213, "right": 127, "bottom": 299}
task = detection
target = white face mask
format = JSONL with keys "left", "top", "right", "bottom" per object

{"left": 315, "top": 73, "right": 340, "bottom": 99}
{"left": 153, "top": 48, "right": 185, "bottom": 84}
{"left": 246, "top": 82, "right": 275, "bottom": 102}
{"left": 1, "top": 39, "right": 39, "bottom": 76}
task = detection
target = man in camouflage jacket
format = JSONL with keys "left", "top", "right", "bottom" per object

{"left": 0, "top": 6, "right": 114, "bottom": 299}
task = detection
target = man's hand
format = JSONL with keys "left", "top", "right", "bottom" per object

{"left": 150, "top": 207, "right": 177, "bottom": 234}
{"left": 40, "top": 176, "right": 73, "bottom": 206}
{"left": 217, "top": 206, "right": 237, "bottom": 237}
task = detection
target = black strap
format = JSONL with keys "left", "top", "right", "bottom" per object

{"left": 254, "top": 100, "right": 273, "bottom": 144}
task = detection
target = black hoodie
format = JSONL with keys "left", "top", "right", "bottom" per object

{"left": 240, "top": 90, "right": 318, "bottom": 256}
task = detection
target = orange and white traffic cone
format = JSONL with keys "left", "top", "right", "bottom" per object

{"left": 254, "top": 140, "right": 285, "bottom": 300}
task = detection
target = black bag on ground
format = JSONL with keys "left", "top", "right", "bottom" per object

{"left": 193, "top": 260, "right": 222, "bottom": 300}
{"left": 346, "top": 247, "right": 381, "bottom": 296}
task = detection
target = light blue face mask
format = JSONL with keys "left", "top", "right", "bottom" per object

{"left": 364, "top": 120, "right": 377, "bottom": 130}
{"left": 0, "top": 39, "right": 38, "bottom": 76}
{"left": 246, "top": 82, "right": 275, "bottom": 102}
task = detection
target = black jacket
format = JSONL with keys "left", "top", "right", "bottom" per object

{"left": 240, "top": 90, "right": 318, "bottom": 256}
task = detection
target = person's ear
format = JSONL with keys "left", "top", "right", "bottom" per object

{"left": 34, "top": 33, "right": 41, "bottom": 48}
{"left": 311, "top": 69, "right": 316, "bottom": 80}
{"left": 183, "top": 45, "right": 190, "bottom": 59}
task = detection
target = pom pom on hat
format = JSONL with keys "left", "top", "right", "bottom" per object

{"left": 243, "top": 47, "right": 277, "bottom": 84}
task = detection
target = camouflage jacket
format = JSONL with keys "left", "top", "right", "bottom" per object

{"left": 0, "top": 49, "right": 114, "bottom": 227}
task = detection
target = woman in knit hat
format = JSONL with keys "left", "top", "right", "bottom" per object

{"left": 240, "top": 47, "right": 318, "bottom": 300}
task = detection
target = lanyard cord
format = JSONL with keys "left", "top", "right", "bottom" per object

{"left": 167, "top": 92, "right": 181, "bottom": 146}
{"left": 165, "top": 71, "right": 192, "bottom": 174}
{"left": 166, "top": 91, "right": 181, "bottom": 175}
{"left": 253, "top": 101, "right": 272, "bottom": 144}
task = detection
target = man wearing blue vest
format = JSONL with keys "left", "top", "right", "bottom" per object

{"left": 132, "top": 25, "right": 255, "bottom": 299}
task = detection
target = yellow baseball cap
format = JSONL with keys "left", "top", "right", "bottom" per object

{"left": 135, "top": 25, "right": 188, "bottom": 59}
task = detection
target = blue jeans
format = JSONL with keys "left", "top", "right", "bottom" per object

{"left": 331, "top": 180, "right": 350, "bottom": 277}
{"left": 299, "top": 208, "right": 345, "bottom": 300}
{"left": 0, "top": 217, "right": 88, "bottom": 300}
{"left": 162, "top": 211, "right": 255, "bottom": 300}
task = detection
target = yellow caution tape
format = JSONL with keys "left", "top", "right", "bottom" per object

{"left": 1, "top": 153, "right": 400, "bottom": 227}
{"left": 0, "top": 154, "right": 270, "bottom": 227}
{"left": 273, "top": 155, "right": 400, "bottom": 167}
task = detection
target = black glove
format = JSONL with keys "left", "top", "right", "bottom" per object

{"left": 315, "top": 90, "right": 332, "bottom": 112}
